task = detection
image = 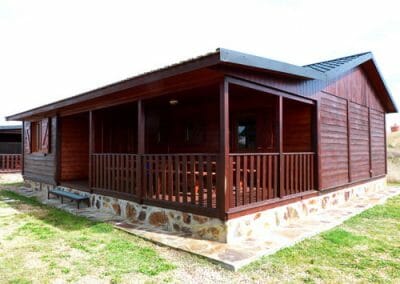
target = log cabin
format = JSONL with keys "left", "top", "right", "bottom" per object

{"left": 0, "top": 125, "right": 22, "bottom": 172}
{"left": 6, "top": 49, "right": 397, "bottom": 243}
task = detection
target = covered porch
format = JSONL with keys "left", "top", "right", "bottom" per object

{"left": 59, "top": 78, "right": 317, "bottom": 219}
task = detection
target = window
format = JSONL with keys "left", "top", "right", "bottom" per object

{"left": 184, "top": 121, "right": 204, "bottom": 145}
{"left": 237, "top": 118, "right": 256, "bottom": 151}
{"left": 25, "top": 118, "right": 50, "bottom": 154}
{"left": 31, "top": 121, "right": 41, "bottom": 153}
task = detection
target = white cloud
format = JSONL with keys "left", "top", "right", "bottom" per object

{"left": 0, "top": 0, "right": 399, "bottom": 125}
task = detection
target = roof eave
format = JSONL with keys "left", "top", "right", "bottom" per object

{"left": 6, "top": 51, "right": 222, "bottom": 121}
{"left": 368, "top": 57, "right": 398, "bottom": 113}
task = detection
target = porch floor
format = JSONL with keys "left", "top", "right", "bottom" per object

{"left": 13, "top": 184, "right": 400, "bottom": 271}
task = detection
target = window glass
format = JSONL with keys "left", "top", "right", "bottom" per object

{"left": 237, "top": 118, "right": 256, "bottom": 150}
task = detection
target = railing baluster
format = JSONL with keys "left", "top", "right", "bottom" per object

{"left": 206, "top": 155, "right": 213, "bottom": 208}
{"left": 174, "top": 156, "right": 180, "bottom": 203}
{"left": 182, "top": 156, "right": 188, "bottom": 203}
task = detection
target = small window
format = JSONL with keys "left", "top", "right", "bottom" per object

{"left": 31, "top": 121, "right": 42, "bottom": 153}
{"left": 26, "top": 119, "right": 50, "bottom": 154}
{"left": 237, "top": 118, "right": 256, "bottom": 151}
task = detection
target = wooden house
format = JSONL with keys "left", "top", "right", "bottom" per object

{"left": 6, "top": 49, "right": 397, "bottom": 243}
{"left": 0, "top": 125, "right": 22, "bottom": 172}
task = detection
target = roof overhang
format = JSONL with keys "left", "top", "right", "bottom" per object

{"left": 6, "top": 48, "right": 326, "bottom": 121}
{"left": 6, "top": 48, "right": 397, "bottom": 120}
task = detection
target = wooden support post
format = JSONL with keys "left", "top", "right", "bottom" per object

{"left": 55, "top": 115, "right": 61, "bottom": 185}
{"left": 314, "top": 100, "right": 321, "bottom": 190}
{"left": 384, "top": 114, "right": 387, "bottom": 174}
{"left": 368, "top": 107, "right": 373, "bottom": 177}
{"left": 346, "top": 101, "right": 352, "bottom": 183}
{"left": 21, "top": 121, "right": 25, "bottom": 176}
{"left": 137, "top": 100, "right": 145, "bottom": 201}
{"left": 88, "top": 111, "right": 93, "bottom": 191}
{"left": 277, "top": 96, "right": 285, "bottom": 198}
{"left": 217, "top": 79, "right": 230, "bottom": 220}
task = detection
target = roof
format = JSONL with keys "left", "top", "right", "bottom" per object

{"left": 304, "top": 52, "right": 370, "bottom": 73}
{"left": 6, "top": 49, "right": 397, "bottom": 120}
{"left": 0, "top": 125, "right": 22, "bottom": 130}
{"left": 0, "top": 125, "right": 22, "bottom": 135}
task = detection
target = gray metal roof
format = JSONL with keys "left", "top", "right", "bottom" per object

{"left": 0, "top": 125, "right": 22, "bottom": 130}
{"left": 304, "top": 52, "right": 371, "bottom": 73}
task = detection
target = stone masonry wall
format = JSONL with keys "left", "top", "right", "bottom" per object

{"left": 22, "top": 180, "right": 227, "bottom": 242}
{"left": 23, "top": 177, "right": 386, "bottom": 244}
{"left": 226, "top": 177, "right": 386, "bottom": 243}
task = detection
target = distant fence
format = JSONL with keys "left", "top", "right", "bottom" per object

{"left": 0, "top": 154, "right": 22, "bottom": 172}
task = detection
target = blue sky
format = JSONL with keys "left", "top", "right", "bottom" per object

{"left": 0, "top": 0, "right": 399, "bottom": 127}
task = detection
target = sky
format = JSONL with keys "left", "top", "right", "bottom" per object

{"left": 1, "top": 0, "right": 399, "bottom": 128}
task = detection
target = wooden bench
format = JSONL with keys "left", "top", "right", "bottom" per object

{"left": 48, "top": 188, "right": 90, "bottom": 209}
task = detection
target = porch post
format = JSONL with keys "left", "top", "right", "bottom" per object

{"left": 218, "top": 78, "right": 230, "bottom": 220}
{"left": 88, "top": 111, "right": 93, "bottom": 191}
{"left": 314, "top": 100, "right": 322, "bottom": 190}
{"left": 277, "top": 96, "right": 285, "bottom": 198}
{"left": 137, "top": 100, "right": 145, "bottom": 201}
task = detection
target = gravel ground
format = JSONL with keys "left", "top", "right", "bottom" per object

{"left": 0, "top": 173, "right": 23, "bottom": 184}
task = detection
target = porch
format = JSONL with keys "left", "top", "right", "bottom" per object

{"left": 59, "top": 78, "right": 317, "bottom": 219}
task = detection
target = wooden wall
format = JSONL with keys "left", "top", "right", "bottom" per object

{"left": 370, "top": 109, "right": 386, "bottom": 176}
{"left": 145, "top": 87, "right": 219, "bottom": 154}
{"left": 94, "top": 103, "right": 137, "bottom": 153}
{"left": 283, "top": 99, "right": 312, "bottom": 152}
{"left": 60, "top": 114, "right": 89, "bottom": 181}
{"left": 319, "top": 66, "right": 387, "bottom": 189}
{"left": 325, "top": 68, "right": 385, "bottom": 112}
{"left": 349, "top": 102, "right": 370, "bottom": 181}
{"left": 319, "top": 93, "right": 349, "bottom": 188}
{"left": 23, "top": 117, "right": 57, "bottom": 184}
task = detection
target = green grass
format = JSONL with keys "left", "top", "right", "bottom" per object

{"left": 1, "top": 185, "right": 399, "bottom": 283}
{"left": 0, "top": 190, "right": 175, "bottom": 283}
{"left": 242, "top": 195, "right": 400, "bottom": 283}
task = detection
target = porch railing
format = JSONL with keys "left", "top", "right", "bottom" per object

{"left": 0, "top": 154, "right": 22, "bottom": 172}
{"left": 282, "top": 152, "right": 315, "bottom": 196}
{"left": 90, "top": 153, "right": 219, "bottom": 215}
{"left": 228, "top": 152, "right": 315, "bottom": 209}
{"left": 90, "top": 154, "right": 140, "bottom": 199}
{"left": 90, "top": 152, "right": 315, "bottom": 217}
{"left": 142, "top": 154, "right": 218, "bottom": 214}
{"left": 229, "top": 153, "right": 279, "bottom": 208}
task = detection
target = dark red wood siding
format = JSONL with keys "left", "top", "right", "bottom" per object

{"left": 370, "top": 109, "right": 386, "bottom": 176}
{"left": 60, "top": 114, "right": 89, "bottom": 181}
{"left": 320, "top": 66, "right": 387, "bottom": 189}
{"left": 23, "top": 116, "right": 58, "bottom": 184}
{"left": 319, "top": 93, "right": 349, "bottom": 188}
{"left": 349, "top": 102, "right": 370, "bottom": 181}
{"left": 283, "top": 99, "right": 312, "bottom": 152}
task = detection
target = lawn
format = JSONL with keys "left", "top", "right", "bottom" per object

{"left": 0, "top": 182, "right": 399, "bottom": 283}
{"left": 0, "top": 188, "right": 175, "bottom": 283}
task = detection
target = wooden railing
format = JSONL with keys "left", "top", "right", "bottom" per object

{"left": 90, "top": 153, "right": 219, "bottom": 215}
{"left": 229, "top": 152, "right": 315, "bottom": 209}
{"left": 283, "top": 152, "right": 314, "bottom": 196}
{"left": 229, "top": 153, "right": 279, "bottom": 208}
{"left": 90, "top": 152, "right": 315, "bottom": 216}
{"left": 0, "top": 154, "right": 22, "bottom": 172}
{"left": 142, "top": 154, "right": 218, "bottom": 212}
{"left": 90, "top": 154, "right": 140, "bottom": 199}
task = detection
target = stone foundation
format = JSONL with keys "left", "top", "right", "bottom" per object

{"left": 225, "top": 177, "right": 386, "bottom": 243}
{"left": 23, "top": 180, "right": 227, "bottom": 242}
{"left": 23, "top": 177, "right": 386, "bottom": 244}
